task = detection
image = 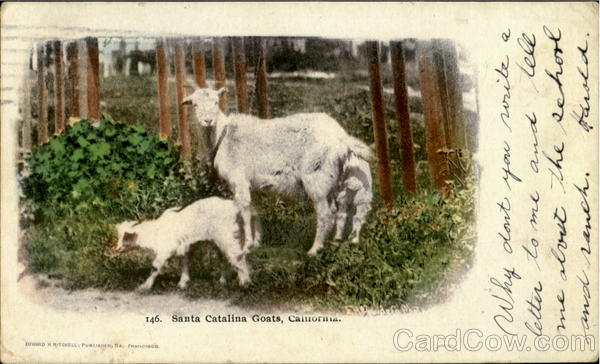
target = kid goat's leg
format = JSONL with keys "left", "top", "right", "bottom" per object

{"left": 138, "top": 253, "right": 170, "bottom": 292}
{"left": 177, "top": 254, "right": 190, "bottom": 289}
{"left": 220, "top": 237, "right": 251, "bottom": 285}
{"left": 229, "top": 252, "right": 251, "bottom": 285}
{"left": 176, "top": 245, "right": 191, "bottom": 289}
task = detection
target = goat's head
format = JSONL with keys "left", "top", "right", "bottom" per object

{"left": 182, "top": 87, "right": 226, "bottom": 127}
{"left": 114, "top": 220, "right": 140, "bottom": 252}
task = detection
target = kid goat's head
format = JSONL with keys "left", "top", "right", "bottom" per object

{"left": 114, "top": 220, "right": 140, "bottom": 252}
{"left": 181, "top": 87, "right": 226, "bottom": 127}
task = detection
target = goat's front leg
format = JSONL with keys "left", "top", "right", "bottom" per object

{"left": 224, "top": 249, "right": 251, "bottom": 285}
{"left": 308, "top": 199, "right": 335, "bottom": 255}
{"left": 137, "top": 253, "right": 169, "bottom": 292}
{"left": 233, "top": 181, "right": 257, "bottom": 251}
{"left": 214, "top": 233, "right": 251, "bottom": 285}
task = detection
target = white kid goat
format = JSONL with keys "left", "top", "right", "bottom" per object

{"left": 182, "top": 87, "right": 372, "bottom": 254}
{"left": 333, "top": 152, "right": 373, "bottom": 243}
{"left": 114, "top": 197, "right": 254, "bottom": 291}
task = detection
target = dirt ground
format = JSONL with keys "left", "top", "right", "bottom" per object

{"left": 16, "top": 266, "right": 462, "bottom": 317}
{"left": 17, "top": 272, "right": 267, "bottom": 316}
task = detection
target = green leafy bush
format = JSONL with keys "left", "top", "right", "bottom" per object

{"left": 24, "top": 116, "right": 224, "bottom": 286}
{"left": 26, "top": 117, "right": 180, "bottom": 204}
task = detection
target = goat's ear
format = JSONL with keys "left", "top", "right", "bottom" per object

{"left": 216, "top": 87, "right": 227, "bottom": 95}
{"left": 122, "top": 232, "right": 138, "bottom": 246}
{"left": 181, "top": 95, "right": 193, "bottom": 106}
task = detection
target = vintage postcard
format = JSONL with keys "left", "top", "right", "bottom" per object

{"left": 1, "top": 2, "right": 598, "bottom": 363}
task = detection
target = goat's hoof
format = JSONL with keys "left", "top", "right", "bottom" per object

{"left": 246, "top": 240, "right": 260, "bottom": 250}
{"left": 177, "top": 276, "right": 190, "bottom": 289}
{"left": 307, "top": 249, "right": 318, "bottom": 256}
{"left": 237, "top": 270, "right": 251, "bottom": 286}
{"left": 136, "top": 284, "right": 152, "bottom": 293}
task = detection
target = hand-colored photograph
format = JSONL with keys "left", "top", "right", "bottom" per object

{"left": 3, "top": 3, "right": 596, "bottom": 364}
{"left": 17, "top": 35, "right": 477, "bottom": 312}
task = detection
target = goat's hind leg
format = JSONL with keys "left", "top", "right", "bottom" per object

{"left": 350, "top": 203, "right": 371, "bottom": 243}
{"left": 303, "top": 169, "right": 337, "bottom": 255}
{"left": 177, "top": 247, "right": 191, "bottom": 289}
{"left": 334, "top": 190, "right": 349, "bottom": 240}
{"left": 308, "top": 199, "right": 335, "bottom": 255}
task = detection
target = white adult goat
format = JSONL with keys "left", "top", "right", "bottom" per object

{"left": 182, "top": 87, "right": 372, "bottom": 254}
{"left": 114, "top": 197, "right": 252, "bottom": 291}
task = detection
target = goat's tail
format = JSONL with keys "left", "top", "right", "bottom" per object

{"left": 346, "top": 135, "right": 373, "bottom": 161}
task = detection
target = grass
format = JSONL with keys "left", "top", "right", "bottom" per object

{"left": 23, "top": 74, "right": 475, "bottom": 311}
